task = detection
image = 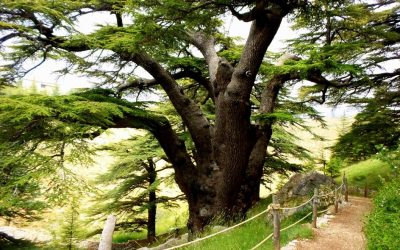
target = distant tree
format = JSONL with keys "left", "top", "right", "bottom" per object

{"left": 332, "top": 99, "right": 400, "bottom": 162}
{"left": 89, "top": 133, "right": 183, "bottom": 243}
{"left": 59, "top": 197, "right": 86, "bottom": 250}
{"left": 325, "top": 157, "right": 341, "bottom": 178}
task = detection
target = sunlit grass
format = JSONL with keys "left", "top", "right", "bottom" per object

{"left": 335, "top": 159, "right": 392, "bottom": 190}
{"left": 111, "top": 203, "right": 189, "bottom": 243}
{"left": 182, "top": 198, "right": 313, "bottom": 250}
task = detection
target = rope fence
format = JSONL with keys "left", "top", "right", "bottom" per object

{"left": 251, "top": 173, "right": 349, "bottom": 250}
{"left": 164, "top": 207, "right": 272, "bottom": 250}
{"left": 278, "top": 196, "right": 314, "bottom": 211}
{"left": 165, "top": 173, "right": 349, "bottom": 250}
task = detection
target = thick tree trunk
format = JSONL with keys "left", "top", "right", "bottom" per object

{"left": 180, "top": 12, "right": 288, "bottom": 234}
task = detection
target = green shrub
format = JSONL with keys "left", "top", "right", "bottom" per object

{"left": 366, "top": 178, "right": 400, "bottom": 249}
{"left": 112, "top": 231, "right": 137, "bottom": 243}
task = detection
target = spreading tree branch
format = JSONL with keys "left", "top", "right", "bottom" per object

{"left": 129, "top": 52, "right": 213, "bottom": 165}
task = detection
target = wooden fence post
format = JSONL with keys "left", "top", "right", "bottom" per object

{"left": 272, "top": 195, "right": 281, "bottom": 250}
{"left": 364, "top": 183, "right": 368, "bottom": 197}
{"left": 98, "top": 215, "right": 117, "bottom": 250}
{"left": 334, "top": 188, "right": 338, "bottom": 213}
{"left": 344, "top": 175, "right": 349, "bottom": 202}
{"left": 312, "top": 188, "right": 318, "bottom": 228}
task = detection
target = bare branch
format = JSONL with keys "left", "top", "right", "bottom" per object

{"left": 0, "top": 33, "right": 20, "bottom": 43}
{"left": 186, "top": 31, "right": 220, "bottom": 85}
{"left": 227, "top": 5, "right": 257, "bottom": 22}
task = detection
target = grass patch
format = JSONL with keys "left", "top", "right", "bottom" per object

{"left": 112, "top": 231, "right": 138, "bottom": 243}
{"left": 335, "top": 159, "right": 392, "bottom": 190}
{"left": 111, "top": 204, "right": 188, "bottom": 243}
{"left": 182, "top": 198, "right": 313, "bottom": 250}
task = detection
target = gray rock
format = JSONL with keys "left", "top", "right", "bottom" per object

{"left": 274, "top": 171, "right": 336, "bottom": 218}
{"left": 276, "top": 171, "right": 335, "bottom": 204}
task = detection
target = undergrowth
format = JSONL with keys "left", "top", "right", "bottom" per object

{"left": 366, "top": 178, "right": 400, "bottom": 250}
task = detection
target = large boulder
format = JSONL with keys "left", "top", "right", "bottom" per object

{"left": 276, "top": 171, "right": 335, "bottom": 205}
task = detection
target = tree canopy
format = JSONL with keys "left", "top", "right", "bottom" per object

{"left": 1, "top": 0, "right": 399, "bottom": 233}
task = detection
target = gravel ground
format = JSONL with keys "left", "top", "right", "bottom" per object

{"left": 292, "top": 196, "right": 372, "bottom": 250}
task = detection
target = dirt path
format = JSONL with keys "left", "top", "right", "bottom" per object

{"left": 295, "top": 196, "right": 372, "bottom": 250}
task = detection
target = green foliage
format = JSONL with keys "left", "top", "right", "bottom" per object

{"left": 59, "top": 197, "right": 86, "bottom": 250}
{"left": 251, "top": 82, "right": 326, "bottom": 184}
{"left": 112, "top": 231, "right": 136, "bottom": 244}
{"left": 325, "top": 157, "right": 342, "bottom": 178}
{"left": 335, "top": 159, "right": 392, "bottom": 190}
{"left": 252, "top": 111, "right": 300, "bottom": 124}
{"left": 289, "top": 0, "right": 400, "bottom": 105}
{"left": 0, "top": 155, "right": 46, "bottom": 220}
{"left": 376, "top": 145, "right": 400, "bottom": 173}
{"left": 0, "top": 0, "right": 225, "bottom": 84}
{"left": 332, "top": 102, "right": 400, "bottom": 162}
{"left": 89, "top": 133, "right": 181, "bottom": 237}
{"left": 0, "top": 88, "right": 162, "bottom": 220}
{"left": 366, "top": 178, "right": 400, "bottom": 249}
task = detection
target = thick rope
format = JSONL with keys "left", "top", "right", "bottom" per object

{"left": 317, "top": 208, "right": 330, "bottom": 214}
{"left": 280, "top": 211, "right": 313, "bottom": 232}
{"left": 250, "top": 211, "right": 313, "bottom": 250}
{"left": 279, "top": 196, "right": 314, "bottom": 211}
{"left": 249, "top": 233, "right": 274, "bottom": 250}
{"left": 164, "top": 207, "right": 271, "bottom": 250}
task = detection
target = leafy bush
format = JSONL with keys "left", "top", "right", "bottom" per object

{"left": 366, "top": 178, "right": 400, "bottom": 249}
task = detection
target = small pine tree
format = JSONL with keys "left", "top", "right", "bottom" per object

{"left": 88, "top": 133, "right": 182, "bottom": 243}
{"left": 59, "top": 197, "right": 85, "bottom": 250}
{"left": 326, "top": 157, "right": 342, "bottom": 178}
